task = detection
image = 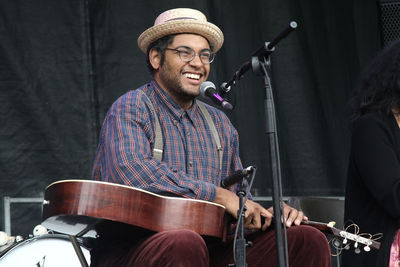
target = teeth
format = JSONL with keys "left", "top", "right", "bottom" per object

{"left": 184, "top": 73, "right": 200, "bottom": 80}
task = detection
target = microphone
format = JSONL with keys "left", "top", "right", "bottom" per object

{"left": 221, "top": 166, "right": 255, "bottom": 188}
{"left": 200, "top": 81, "right": 233, "bottom": 110}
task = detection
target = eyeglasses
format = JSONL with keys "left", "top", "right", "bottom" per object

{"left": 165, "top": 46, "right": 215, "bottom": 64}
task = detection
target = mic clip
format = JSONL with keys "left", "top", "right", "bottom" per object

{"left": 221, "top": 166, "right": 255, "bottom": 189}
{"left": 219, "top": 82, "right": 231, "bottom": 95}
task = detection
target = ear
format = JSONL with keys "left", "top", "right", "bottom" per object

{"left": 149, "top": 48, "right": 161, "bottom": 70}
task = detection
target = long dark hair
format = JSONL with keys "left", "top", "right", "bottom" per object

{"left": 349, "top": 39, "right": 400, "bottom": 124}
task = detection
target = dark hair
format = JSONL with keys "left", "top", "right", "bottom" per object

{"left": 145, "top": 34, "right": 176, "bottom": 76}
{"left": 145, "top": 34, "right": 215, "bottom": 76}
{"left": 349, "top": 39, "right": 400, "bottom": 124}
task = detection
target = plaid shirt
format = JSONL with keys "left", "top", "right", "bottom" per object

{"left": 92, "top": 80, "right": 243, "bottom": 202}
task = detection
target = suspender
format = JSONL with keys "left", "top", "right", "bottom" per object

{"left": 143, "top": 93, "right": 164, "bottom": 162}
{"left": 142, "top": 91, "right": 222, "bottom": 171}
{"left": 197, "top": 102, "right": 223, "bottom": 171}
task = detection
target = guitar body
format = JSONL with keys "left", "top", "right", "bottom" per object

{"left": 42, "top": 180, "right": 227, "bottom": 239}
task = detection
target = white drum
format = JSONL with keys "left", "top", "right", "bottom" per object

{"left": 0, "top": 234, "right": 91, "bottom": 267}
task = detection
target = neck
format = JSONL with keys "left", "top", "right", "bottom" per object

{"left": 154, "top": 78, "right": 194, "bottom": 110}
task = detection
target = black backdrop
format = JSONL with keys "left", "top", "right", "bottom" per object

{"left": 0, "top": 0, "right": 382, "bottom": 236}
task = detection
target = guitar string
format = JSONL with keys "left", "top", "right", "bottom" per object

{"left": 345, "top": 223, "right": 360, "bottom": 235}
{"left": 370, "top": 233, "right": 383, "bottom": 241}
{"left": 329, "top": 238, "right": 344, "bottom": 256}
{"left": 358, "top": 233, "right": 372, "bottom": 238}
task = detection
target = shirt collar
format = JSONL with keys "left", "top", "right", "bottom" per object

{"left": 150, "top": 80, "right": 199, "bottom": 123}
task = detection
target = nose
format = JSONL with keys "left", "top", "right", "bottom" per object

{"left": 189, "top": 54, "right": 204, "bottom": 67}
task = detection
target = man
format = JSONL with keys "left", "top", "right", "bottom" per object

{"left": 91, "top": 8, "right": 331, "bottom": 266}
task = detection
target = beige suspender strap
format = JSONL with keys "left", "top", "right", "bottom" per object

{"left": 142, "top": 92, "right": 163, "bottom": 161}
{"left": 197, "top": 102, "right": 223, "bottom": 171}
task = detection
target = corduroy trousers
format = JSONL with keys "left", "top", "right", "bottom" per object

{"left": 90, "top": 224, "right": 331, "bottom": 267}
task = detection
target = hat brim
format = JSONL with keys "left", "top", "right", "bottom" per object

{"left": 137, "top": 19, "right": 224, "bottom": 53}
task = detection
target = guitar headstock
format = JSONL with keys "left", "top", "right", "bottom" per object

{"left": 302, "top": 220, "right": 381, "bottom": 254}
{"left": 330, "top": 227, "right": 381, "bottom": 253}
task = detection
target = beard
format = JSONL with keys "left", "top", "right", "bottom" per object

{"left": 158, "top": 60, "right": 202, "bottom": 103}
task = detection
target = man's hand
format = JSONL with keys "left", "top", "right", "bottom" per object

{"left": 267, "top": 202, "right": 308, "bottom": 227}
{"left": 214, "top": 187, "right": 273, "bottom": 231}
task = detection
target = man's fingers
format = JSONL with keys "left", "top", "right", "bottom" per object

{"left": 284, "top": 207, "right": 296, "bottom": 227}
{"left": 293, "top": 211, "right": 305, "bottom": 225}
{"left": 261, "top": 210, "right": 273, "bottom": 231}
{"left": 285, "top": 209, "right": 306, "bottom": 227}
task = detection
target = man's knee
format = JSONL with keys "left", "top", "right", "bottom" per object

{"left": 287, "top": 225, "right": 331, "bottom": 266}
{"left": 163, "top": 229, "right": 207, "bottom": 251}
{"left": 300, "top": 225, "right": 329, "bottom": 246}
{"left": 160, "top": 229, "right": 209, "bottom": 265}
{"left": 133, "top": 229, "right": 209, "bottom": 267}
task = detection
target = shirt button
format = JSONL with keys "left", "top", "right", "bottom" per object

{"left": 187, "top": 132, "right": 191, "bottom": 136}
{"left": 189, "top": 161, "right": 193, "bottom": 167}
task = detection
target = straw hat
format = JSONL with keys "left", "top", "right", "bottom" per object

{"left": 137, "top": 8, "right": 224, "bottom": 53}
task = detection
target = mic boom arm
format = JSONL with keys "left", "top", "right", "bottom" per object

{"left": 220, "top": 21, "right": 297, "bottom": 93}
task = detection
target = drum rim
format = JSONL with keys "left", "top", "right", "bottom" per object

{"left": 0, "top": 233, "right": 90, "bottom": 259}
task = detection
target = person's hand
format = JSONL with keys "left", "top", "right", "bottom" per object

{"left": 243, "top": 199, "right": 273, "bottom": 231}
{"left": 214, "top": 187, "right": 273, "bottom": 231}
{"left": 267, "top": 202, "right": 308, "bottom": 227}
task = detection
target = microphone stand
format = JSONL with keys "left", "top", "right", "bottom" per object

{"left": 256, "top": 54, "right": 289, "bottom": 267}
{"left": 222, "top": 22, "right": 297, "bottom": 267}
{"left": 230, "top": 167, "right": 257, "bottom": 267}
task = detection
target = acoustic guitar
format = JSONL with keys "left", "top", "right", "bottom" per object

{"left": 42, "top": 179, "right": 227, "bottom": 239}
{"left": 41, "top": 180, "right": 380, "bottom": 252}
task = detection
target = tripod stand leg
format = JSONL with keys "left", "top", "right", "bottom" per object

{"left": 69, "top": 235, "right": 89, "bottom": 267}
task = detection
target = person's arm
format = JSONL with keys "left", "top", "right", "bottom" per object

{"left": 212, "top": 111, "right": 306, "bottom": 230}
{"left": 353, "top": 115, "right": 400, "bottom": 218}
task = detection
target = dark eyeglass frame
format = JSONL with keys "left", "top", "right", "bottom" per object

{"left": 164, "top": 46, "right": 215, "bottom": 64}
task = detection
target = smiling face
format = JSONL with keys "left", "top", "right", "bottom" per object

{"left": 149, "top": 34, "right": 211, "bottom": 110}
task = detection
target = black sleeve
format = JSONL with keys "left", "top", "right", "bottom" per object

{"left": 352, "top": 115, "right": 400, "bottom": 218}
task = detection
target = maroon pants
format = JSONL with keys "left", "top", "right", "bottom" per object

{"left": 90, "top": 225, "right": 331, "bottom": 267}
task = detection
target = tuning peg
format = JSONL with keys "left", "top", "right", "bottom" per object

{"left": 364, "top": 245, "right": 371, "bottom": 252}
{"left": 353, "top": 241, "right": 361, "bottom": 253}
{"left": 33, "top": 225, "right": 48, "bottom": 236}
{"left": 342, "top": 238, "right": 348, "bottom": 245}
{"left": 344, "top": 244, "right": 350, "bottom": 250}
{"left": 333, "top": 239, "right": 341, "bottom": 247}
